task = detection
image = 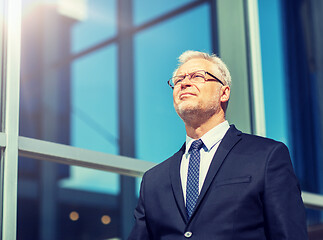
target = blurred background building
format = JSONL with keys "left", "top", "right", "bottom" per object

{"left": 1, "top": 0, "right": 323, "bottom": 239}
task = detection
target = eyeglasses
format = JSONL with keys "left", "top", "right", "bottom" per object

{"left": 167, "top": 70, "right": 225, "bottom": 89}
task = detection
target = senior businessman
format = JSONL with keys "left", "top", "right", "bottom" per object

{"left": 128, "top": 50, "right": 308, "bottom": 240}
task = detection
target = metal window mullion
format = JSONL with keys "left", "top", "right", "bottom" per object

{"left": 302, "top": 191, "right": 323, "bottom": 210}
{"left": 2, "top": 0, "right": 21, "bottom": 239}
{"left": 18, "top": 136, "right": 155, "bottom": 177}
{"left": 245, "top": 0, "right": 266, "bottom": 137}
{"left": 0, "top": 133, "right": 6, "bottom": 148}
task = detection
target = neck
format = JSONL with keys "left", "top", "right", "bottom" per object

{"left": 184, "top": 113, "right": 226, "bottom": 139}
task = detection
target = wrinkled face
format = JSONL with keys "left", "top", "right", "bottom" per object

{"left": 173, "top": 58, "right": 225, "bottom": 121}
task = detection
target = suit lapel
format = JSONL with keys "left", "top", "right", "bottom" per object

{"left": 189, "top": 125, "right": 242, "bottom": 221}
{"left": 169, "top": 144, "right": 188, "bottom": 223}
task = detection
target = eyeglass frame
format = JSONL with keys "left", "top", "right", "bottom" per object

{"left": 167, "top": 70, "right": 225, "bottom": 89}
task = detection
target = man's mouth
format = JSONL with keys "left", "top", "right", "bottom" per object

{"left": 179, "top": 92, "right": 196, "bottom": 99}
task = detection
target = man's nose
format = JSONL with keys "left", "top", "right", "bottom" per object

{"left": 180, "top": 74, "right": 193, "bottom": 86}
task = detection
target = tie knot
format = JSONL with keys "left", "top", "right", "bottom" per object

{"left": 189, "top": 139, "right": 204, "bottom": 152}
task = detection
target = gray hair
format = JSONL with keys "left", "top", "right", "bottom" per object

{"left": 173, "top": 50, "right": 232, "bottom": 87}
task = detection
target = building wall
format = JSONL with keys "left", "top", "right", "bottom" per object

{"left": 1, "top": 0, "right": 323, "bottom": 239}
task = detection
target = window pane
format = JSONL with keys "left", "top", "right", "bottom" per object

{"left": 71, "top": 45, "right": 118, "bottom": 154}
{"left": 258, "top": 0, "right": 289, "bottom": 146}
{"left": 20, "top": 0, "right": 118, "bottom": 154}
{"left": 133, "top": 0, "right": 196, "bottom": 26}
{"left": 71, "top": 0, "right": 117, "bottom": 54}
{"left": 134, "top": 4, "right": 211, "bottom": 163}
{"left": 306, "top": 208, "right": 323, "bottom": 239}
{"left": 17, "top": 158, "right": 137, "bottom": 240}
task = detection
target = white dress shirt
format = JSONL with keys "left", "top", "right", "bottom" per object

{"left": 180, "top": 121, "right": 230, "bottom": 203}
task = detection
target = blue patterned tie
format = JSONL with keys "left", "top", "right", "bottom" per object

{"left": 186, "top": 139, "right": 204, "bottom": 219}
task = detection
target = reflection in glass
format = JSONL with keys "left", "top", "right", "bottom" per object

{"left": 258, "top": 0, "right": 289, "bottom": 146}
{"left": 71, "top": 44, "right": 118, "bottom": 154}
{"left": 60, "top": 165, "right": 119, "bottom": 195}
{"left": 133, "top": 0, "right": 195, "bottom": 26}
{"left": 20, "top": 0, "right": 118, "bottom": 154}
{"left": 71, "top": 0, "right": 116, "bottom": 54}
{"left": 17, "top": 158, "right": 135, "bottom": 240}
{"left": 307, "top": 208, "right": 323, "bottom": 239}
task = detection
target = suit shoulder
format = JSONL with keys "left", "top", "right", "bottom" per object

{"left": 233, "top": 132, "right": 291, "bottom": 158}
{"left": 229, "top": 124, "right": 287, "bottom": 149}
{"left": 240, "top": 132, "right": 286, "bottom": 147}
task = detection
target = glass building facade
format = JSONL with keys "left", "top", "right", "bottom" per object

{"left": 1, "top": 0, "right": 323, "bottom": 239}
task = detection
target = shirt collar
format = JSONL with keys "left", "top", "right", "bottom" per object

{"left": 185, "top": 120, "right": 230, "bottom": 154}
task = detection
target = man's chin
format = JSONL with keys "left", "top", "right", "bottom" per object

{"left": 175, "top": 104, "right": 200, "bottom": 117}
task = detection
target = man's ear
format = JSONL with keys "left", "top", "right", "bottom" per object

{"left": 220, "top": 86, "right": 230, "bottom": 103}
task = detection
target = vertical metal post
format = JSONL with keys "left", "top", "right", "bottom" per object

{"left": 0, "top": 1, "right": 6, "bottom": 235}
{"left": 117, "top": 0, "right": 136, "bottom": 239}
{"left": 215, "top": 0, "right": 253, "bottom": 133}
{"left": 244, "top": 0, "right": 266, "bottom": 137}
{"left": 0, "top": 0, "right": 5, "bottom": 133}
{"left": 1, "top": 0, "right": 21, "bottom": 239}
{"left": 210, "top": 0, "right": 220, "bottom": 55}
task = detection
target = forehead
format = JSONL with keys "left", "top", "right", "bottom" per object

{"left": 177, "top": 58, "right": 215, "bottom": 74}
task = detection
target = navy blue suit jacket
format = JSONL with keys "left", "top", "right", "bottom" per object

{"left": 128, "top": 125, "right": 308, "bottom": 240}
